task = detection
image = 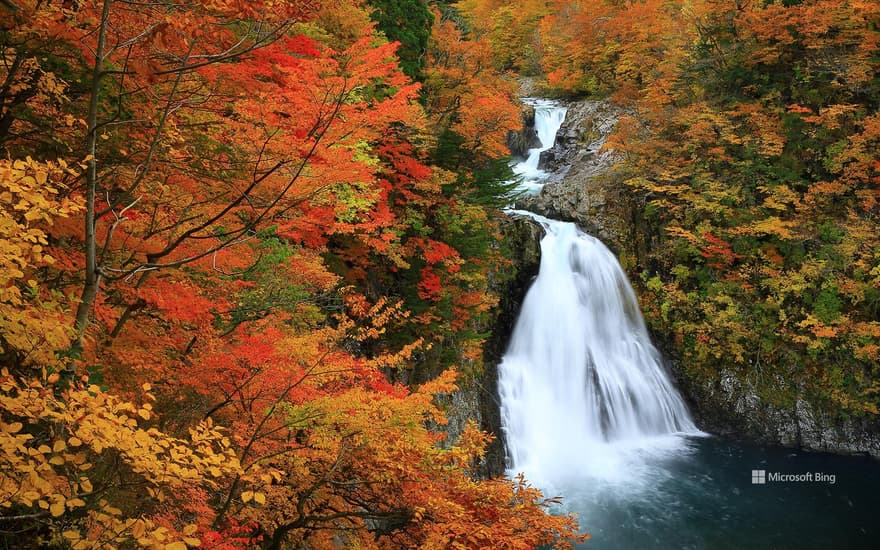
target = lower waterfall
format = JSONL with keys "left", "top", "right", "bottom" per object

{"left": 498, "top": 213, "right": 700, "bottom": 490}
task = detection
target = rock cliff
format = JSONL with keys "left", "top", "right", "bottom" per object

{"left": 444, "top": 215, "right": 544, "bottom": 477}
{"left": 514, "top": 99, "right": 635, "bottom": 253}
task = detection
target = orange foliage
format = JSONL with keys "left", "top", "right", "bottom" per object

{"left": 424, "top": 10, "right": 521, "bottom": 161}
{"left": 0, "top": 0, "right": 584, "bottom": 547}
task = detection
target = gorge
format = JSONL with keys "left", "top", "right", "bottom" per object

{"left": 496, "top": 99, "right": 880, "bottom": 548}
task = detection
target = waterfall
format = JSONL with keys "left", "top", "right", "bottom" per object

{"left": 501, "top": 101, "right": 700, "bottom": 493}
{"left": 495, "top": 100, "right": 879, "bottom": 550}
{"left": 513, "top": 99, "right": 567, "bottom": 194}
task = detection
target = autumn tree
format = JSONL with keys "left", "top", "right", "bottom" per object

{"left": 1, "top": 0, "right": 587, "bottom": 547}
{"left": 423, "top": 7, "right": 521, "bottom": 163}
{"left": 456, "top": 0, "right": 550, "bottom": 75}
{"left": 367, "top": 0, "right": 434, "bottom": 80}
{"left": 548, "top": 0, "right": 880, "bottom": 414}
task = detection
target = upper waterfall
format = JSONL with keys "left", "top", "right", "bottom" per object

{"left": 512, "top": 99, "right": 567, "bottom": 195}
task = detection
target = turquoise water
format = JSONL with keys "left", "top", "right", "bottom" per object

{"left": 552, "top": 436, "right": 879, "bottom": 549}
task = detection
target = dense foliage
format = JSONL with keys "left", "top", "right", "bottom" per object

{"left": 0, "top": 0, "right": 585, "bottom": 547}
{"left": 462, "top": 0, "right": 880, "bottom": 415}
{"left": 367, "top": 0, "right": 434, "bottom": 80}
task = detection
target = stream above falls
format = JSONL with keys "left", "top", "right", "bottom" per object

{"left": 500, "top": 99, "right": 880, "bottom": 549}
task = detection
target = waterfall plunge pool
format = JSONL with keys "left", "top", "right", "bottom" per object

{"left": 552, "top": 435, "right": 880, "bottom": 549}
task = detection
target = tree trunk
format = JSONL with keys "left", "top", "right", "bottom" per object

{"left": 72, "top": 0, "right": 113, "bottom": 358}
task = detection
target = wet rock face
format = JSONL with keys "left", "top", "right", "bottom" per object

{"left": 675, "top": 365, "right": 880, "bottom": 459}
{"left": 446, "top": 215, "right": 544, "bottom": 478}
{"left": 537, "top": 99, "right": 618, "bottom": 174}
{"left": 514, "top": 99, "right": 635, "bottom": 253}
{"left": 506, "top": 104, "right": 542, "bottom": 159}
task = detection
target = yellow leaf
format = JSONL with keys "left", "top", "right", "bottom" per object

{"left": 4, "top": 422, "right": 22, "bottom": 434}
{"left": 183, "top": 537, "right": 201, "bottom": 547}
{"left": 152, "top": 527, "right": 168, "bottom": 541}
{"left": 241, "top": 491, "right": 253, "bottom": 503}
{"left": 131, "top": 521, "right": 146, "bottom": 538}
{"left": 165, "top": 542, "right": 187, "bottom": 550}
{"left": 80, "top": 479, "right": 93, "bottom": 493}
{"left": 53, "top": 440, "right": 66, "bottom": 452}
{"left": 50, "top": 502, "right": 65, "bottom": 517}
{"left": 182, "top": 524, "right": 198, "bottom": 536}
{"left": 68, "top": 437, "right": 83, "bottom": 447}
{"left": 253, "top": 492, "right": 266, "bottom": 505}
{"left": 142, "top": 383, "right": 152, "bottom": 391}
{"left": 62, "top": 530, "right": 80, "bottom": 540}
{"left": 138, "top": 409, "right": 151, "bottom": 420}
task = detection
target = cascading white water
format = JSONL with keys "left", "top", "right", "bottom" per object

{"left": 501, "top": 100, "right": 700, "bottom": 493}
{"left": 512, "top": 99, "right": 567, "bottom": 195}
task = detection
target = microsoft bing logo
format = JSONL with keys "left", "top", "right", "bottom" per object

{"left": 752, "top": 469, "right": 766, "bottom": 484}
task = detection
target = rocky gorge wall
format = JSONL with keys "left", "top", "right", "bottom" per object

{"left": 486, "top": 96, "right": 880, "bottom": 461}
{"left": 677, "top": 366, "right": 880, "bottom": 458}
{"left": 440, "top": 216, "right": 544, "bottom": 478}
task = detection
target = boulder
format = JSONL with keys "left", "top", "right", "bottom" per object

{"left": 506, "top": 104, "right": 542, "bottom": 158}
